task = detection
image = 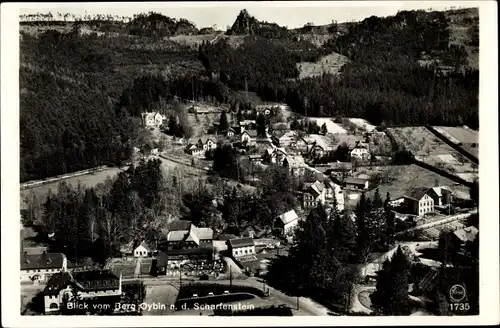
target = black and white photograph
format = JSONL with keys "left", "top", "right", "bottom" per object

{"left": 1, "top": 1, "right": 498, "bottom": 326}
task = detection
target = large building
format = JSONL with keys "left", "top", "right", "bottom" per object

{"left": 403, "top": 188, "right": 435, "bottom": 216}
{"left": 21, "top": 251, "right": 68, "bottom": 283}
{"left": 161, "top": 223, "right": 214, "bottom": 266}
{"left": 44, "top": 270, "right": 122, "bottom": 314}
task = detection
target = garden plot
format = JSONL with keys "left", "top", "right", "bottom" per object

{"left": 388, "top": 127, "right": 455, "bottom": 156}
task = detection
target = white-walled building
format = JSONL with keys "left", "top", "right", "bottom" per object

{"left": 276, "top": 209, "right": 300, "bottom": 237}
{"left": 228, "top": 237, "right": 256, "bottom": 258}
{"left": 21, "top": 252, "right": 68, "bottom": 283}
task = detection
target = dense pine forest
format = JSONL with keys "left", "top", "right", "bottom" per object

{"left": 20, "top": 9, "right": 479, "bottom": 181}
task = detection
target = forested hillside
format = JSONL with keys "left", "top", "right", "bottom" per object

{"left": 19, "top": 14, "right": 203, "bottom": 182}
{"left": 199, "top": 9, "right": 479, "bottom": 128}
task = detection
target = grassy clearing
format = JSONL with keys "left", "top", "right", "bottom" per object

{"left": 361, "top": 164, "right": 456, "bottom": 199}
{"left": 444, "top": 8, "right": 479, "bottom": 69}
{"left": 297, "top": 52, "right": 349, "bottom": 79}
{"left": 169, "top": 33, "right": 219, "bottom": 46}
{"left": 143, "top": 284, "right": 179, "bottom": 315}
{"left": 20, "top": 167, "right": 123, "bottom": 210}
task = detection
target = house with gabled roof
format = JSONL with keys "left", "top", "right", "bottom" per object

{"left": 164, "top": 223, "right": 214, "bottom": 265}
{"left": 427, "top": 186, "right": 453, "bottom": 206}
{"left": 133, "top": 240, "right": 152, "bottom": 258}
{"left": 43, "top": 270, "right": 122, "bottom": 314}
{"left": 263, "top": 146, "right": 288, "bottom": 165}
{"left": 227, "top": 237, "right": 256, "bottom": 259}
{"left": 452, "top": 226, "right": 478, "bottom": 245}
{"left": 345, "top": 177, "right": 370, "bottom": 190}
{"left": 283, "top": 154, "right": 306, "bottom": 176}
{"left": 275, "top": 209, "right": 300, "bottom": 237}
{"left": 350, "top": 141, "right": 370, "bottom": 160}
{"left": 241, "top": 130, "right": 258, "bottom": 146}
{"left": 402, "top": 187, "right": 435, "bottom": 216}
{"left": 21, "top": 251, "right": 68, "bottom": 283}
{"left": 184, "top": 143, "right": 205, "bottom": 157}
{"left": 197, "top": 136, "right": 217, "bottom": 151}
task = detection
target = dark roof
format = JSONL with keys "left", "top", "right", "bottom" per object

{"left": 72, "top": 270, "right": 120, "bottom": 292}
{"left": 404, "top": 187, "right": 430, "bottom": 201}
{"left": 167, "top": 247, "right": 213, "bottom": 257}
{"left": 243, "top": 130, "right": 258, "bottom": 137}
{"left": 44, "top": 272, "right": 73, "bottom": 295}
{"left": 167, "top": 220, "right": 192, "bottom": 232}
{"left": 229, "top": 237, "right": 255, "bottom": 248}
{"left": 21, "top": 252, "right": 66, "bottom": 270}
{"left": 345, "top": 177, "right": 369, "bottom": 186}
{"left": 330, "top": 162, "right": 353, "bottom": 170}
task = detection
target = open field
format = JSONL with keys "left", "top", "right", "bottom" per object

{"left": 297, "top": 52, "right": 349, "bottom": 79}
{"left": 388, "top": 126, "right": 455, "bottom": 156}
{"left": 433, "top": 126, "right": 478, "bottom": 145}
{"left": 444, "top": 8, "right": 479, "bottom": 69}
{"left": 106, "top": 258, "right": 139, "bottom": 278}
{"left": 20, "top": 167, "right": 124, "bottom": 210}
{"left": 168, "top": 33, "right": 220, "bottom": 47}
{"left": 307, "top": 118, "right": 347, "bottom": 134}
{"left": 360, "top": 164, "right": 456, "bottom": 199}
{"left": 348, "top": 118, "right": 377, "bottom": 133}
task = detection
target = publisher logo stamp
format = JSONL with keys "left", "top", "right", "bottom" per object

{"left": 449, "top": 284, "right": 466, "bottom": 303}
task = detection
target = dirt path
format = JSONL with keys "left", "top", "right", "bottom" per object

{"left": 134, "top": 257, "right": 143, "bottom": 278}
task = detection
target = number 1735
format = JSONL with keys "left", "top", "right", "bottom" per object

{"left": 450, "top": 303, "right": 470, "bottom": 311}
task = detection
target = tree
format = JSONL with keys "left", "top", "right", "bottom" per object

{"left": 320, "top": 123, "right": 328, "bottom": 135}
{"left": 256, "top": 113, "right": 267, "bottom": 138}
{"left": 356, "top": 193, "right": 371, "bottom": 262}
{"left": 373, "top": 187, "right": 383, "bottom": 208}
{"left": 218, "top": 111, "right": 229, "bottom": 133}
{"left": 371, "top": 246, "right": 411, "bottom": 315}
{"left": 469, "top": 179, "right": 478, "bottom": 205}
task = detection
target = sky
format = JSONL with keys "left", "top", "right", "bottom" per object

{"left": 18, "top": 1, "right": 480, "bottom": 29}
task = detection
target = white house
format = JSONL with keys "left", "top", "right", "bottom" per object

{"left": 133, "top": 241, "right": 151, "bottom": 257}
{"left": 276, "top": 209, "right": 300, "bottom": 237}
{"left": 44, "top": 270, "right": 122, "bottom": 314}
{"left": 197, "top": 137, "right": 217, "bottom": 151}
{"left": 350, "top": 142, "right": 370, "bottom": 160}
{"left": 185, "top": 144, "right": 205, "bottom": 157}
{"left": 241, "top": 130, "right": 258, "bottom": 146}
{"left": 141, "top": 112, "right": 165, "bottom": 128}
{"left": 403, "top": 188, "right": 435, "bottom": 216}
{"left": 324, "top": 179, "right": 345, "bottom": 211}
{"left": 21, "top": 252, "right": 68, "bottom": 283}
{"left": 228, "top": 237, "right": 256, "bottom": 258}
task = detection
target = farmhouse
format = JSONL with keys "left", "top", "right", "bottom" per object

{"left": 21, "top": 251, "right": 68, "bottom": 283}
{"left": 44, "top": 270, "right": 122, "bottom": 314}
{"left": 141, "top": 112, "right": 165, "bottom": 128}
{"left": 271, "top": 130, "right": 297, "bottom": 147}
{"left": 197, "top": 137, "right": 217, "bottom": 151}
{"left": 184, "top": 144, "right": 205, "bottom": 157}
{"left": 241, "top": 130, "right": 258, "bottom": 146}
{"left": 345, "top": 177, "right": 369, "bottom": 190}
{"left": 282, "top": 155, "right": 306, "bottom": 176}
{"left": 227, "top": 237, "right": 256, "bottom": 259}
{"left": 350, "top": 142, "right": 370, "bottom": 160}
{"left": 403, "top": 187, "right": 435, "bottom": 216}
{"left": 276, "top": 209, "right": 300, "bottom": 237}
{"left": 239, "top": 120, "right": 257, "bottom": 130}
{"left": 302, "top": 180, "right": 327, "bottom": 211}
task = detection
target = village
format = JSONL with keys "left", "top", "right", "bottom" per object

{"left": 20, "top": 98, "right": 479, "bottom": 316}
